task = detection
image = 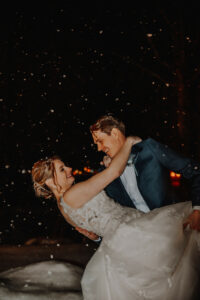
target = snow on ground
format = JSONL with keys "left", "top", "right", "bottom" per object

{"left": 0, "top": 260, "right": 83, "bottom": 299}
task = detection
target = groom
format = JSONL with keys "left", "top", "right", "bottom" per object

{"left": 88, "top": 115, "right": 200, "bottom": 232}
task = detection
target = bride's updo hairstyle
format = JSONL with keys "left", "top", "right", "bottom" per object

{"left": 32, "top": 156, "right": 59, "bottom": 199}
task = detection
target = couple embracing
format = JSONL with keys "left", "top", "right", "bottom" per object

{"left": 32, "top": 115, "right": 200, "bottom": 300}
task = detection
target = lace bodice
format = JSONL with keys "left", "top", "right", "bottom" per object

{"left": 60, "top": 190, "right": 142, "bottom": 237}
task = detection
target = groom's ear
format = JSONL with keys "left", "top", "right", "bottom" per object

{"left": 110, "top": 128, "right": 119, "bottom": 139}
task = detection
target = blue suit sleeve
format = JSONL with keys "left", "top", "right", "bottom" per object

{"left": 147, "top": 138, "right": 200, "bottom": 206}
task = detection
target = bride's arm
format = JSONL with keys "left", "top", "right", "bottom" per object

{"left": 57, "top": 200, "right": 77, "bottom": 227}
{"left": 63, "top": 137, "right": 134, "bottom": 208}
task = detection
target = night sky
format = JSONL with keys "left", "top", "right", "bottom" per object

{"left": 0, "top": 2, "right": 200, "bottom": 244}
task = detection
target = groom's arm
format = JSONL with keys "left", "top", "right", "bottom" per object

{"left": 147, "top": 138, "right": 200, "bottom": 231}
{"left": 75, "top": 227, "right": 101, "bottom": 241}
{"left": 147, "top": 138, "right": 200, "bottom": 206}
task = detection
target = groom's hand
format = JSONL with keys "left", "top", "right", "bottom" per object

{"left": 75, "top": 227, "right": 99, "bottom": 240}
{"left": 183, "top": 210, "right": 200, "bottom": 231}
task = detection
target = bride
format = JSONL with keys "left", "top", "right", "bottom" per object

{"left": 32, "top": 137, "right": 200, "bottom": 300}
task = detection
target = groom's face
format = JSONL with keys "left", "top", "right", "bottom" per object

{"left": 92, "top": 129, "right": 123, "bottom": 158}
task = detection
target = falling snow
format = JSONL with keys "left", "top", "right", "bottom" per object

{"left": 0, "top": 2, "right": 199, "bottom": 245}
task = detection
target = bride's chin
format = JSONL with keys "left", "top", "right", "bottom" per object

{"left": 66, "top": 178, "right": 75, "bottom": 190}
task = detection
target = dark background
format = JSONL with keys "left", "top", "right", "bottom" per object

{"left": 0, "top": 1, "right": 200, "bottom": 245}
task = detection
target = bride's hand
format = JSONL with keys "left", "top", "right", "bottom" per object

{"left": 126, "top": 136, "right": 142, "bottom": 146}
{"left": 100, "top": 156, "right": 112, "bottom": 168}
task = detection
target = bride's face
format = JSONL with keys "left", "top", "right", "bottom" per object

{"left": 53, "top": 159, "right": 75, "bottom": 192}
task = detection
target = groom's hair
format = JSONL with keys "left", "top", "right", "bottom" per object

{"left": 90, "top": 115, "right": 125, "bottom": 135}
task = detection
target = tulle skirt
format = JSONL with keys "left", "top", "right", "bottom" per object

{"left": 81, "top": 202, "right": 200, "bottom": 300}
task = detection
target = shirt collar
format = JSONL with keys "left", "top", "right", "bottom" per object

{"left": 127, "top": 153, "right": 135, "bottom": 166}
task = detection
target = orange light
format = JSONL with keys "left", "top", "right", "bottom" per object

{"left": 172, "top": 181, "right": 180, "bottom": 187}
{"left": 170, "top": 171, "right": 176, "bottom": 178}
{"left": 83, "top": 166, "right": 92, "bottom": 173}
{"left": 170, "top": 171, "right": 181, "bottom": 179}
{"left": 176, "top": 173, "right": 181, "bottom": 178}
{"left": 73, "top": 170, "right": 79, "bottom": 175}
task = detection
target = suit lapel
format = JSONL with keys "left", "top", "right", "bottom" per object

{"left": 106, "top": 175, "right": 136, "bottom": 208}
{"left": 130, "top": 141, "right": 145, "bottom": 176}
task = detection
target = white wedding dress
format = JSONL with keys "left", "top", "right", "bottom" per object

{"left": 61, "top": 191, "right": 200, "bottom": 300}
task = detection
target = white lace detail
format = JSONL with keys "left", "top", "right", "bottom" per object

{"left": 79, "top": 199, "right": 200, "bottom": 300}
{"left": 60, "top": 190, "right": 142, "bottom": 237}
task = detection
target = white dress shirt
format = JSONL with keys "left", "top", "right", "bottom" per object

{"left": 120, "top": 164, "right": 150, "bottom": 213}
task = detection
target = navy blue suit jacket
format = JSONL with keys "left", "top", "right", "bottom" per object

{"left": 104, "top": 138, "right": 200, "bottom": 209}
